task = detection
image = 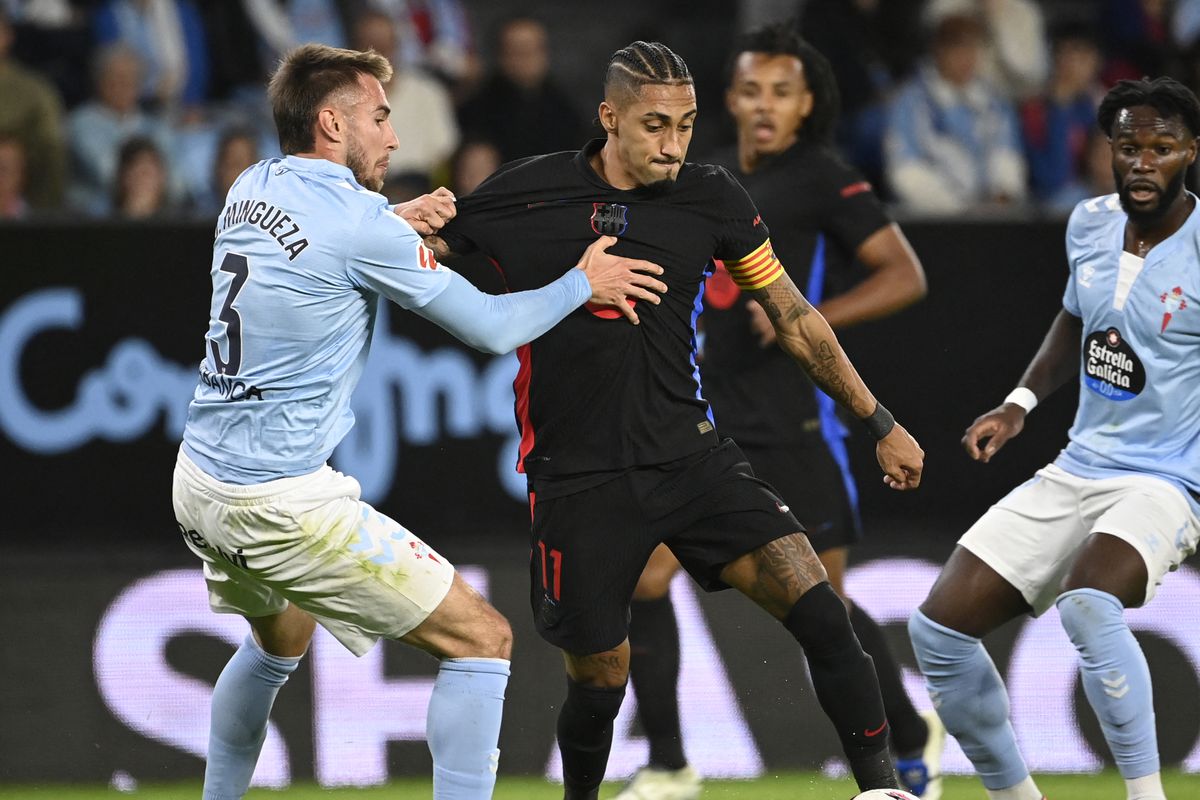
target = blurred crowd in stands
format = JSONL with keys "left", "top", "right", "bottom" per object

{"left": 1, "top": 0, "right": 1198, "bottom": 222}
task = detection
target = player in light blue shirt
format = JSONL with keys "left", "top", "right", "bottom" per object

{"left": 909, "top": 77, "right": 1200, "bottom": 800}
{"left": 171, "top": 44, "right": 666, "bottom": 800}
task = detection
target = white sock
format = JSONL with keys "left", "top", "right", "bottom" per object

{"left": 1126, "top": 771, "right": 1166, "bottom": 800}
{"left": 986, "top": 775, "right": 1044, "bottom": 800}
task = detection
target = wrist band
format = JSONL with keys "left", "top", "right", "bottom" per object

{"left": 862, "top": 402, "right": 895, "bottom": 440}
{"left": 1003, "top": 387, "right": 1038, "bottom": 413}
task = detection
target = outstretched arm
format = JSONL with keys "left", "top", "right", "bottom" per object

{"left": 747, "top": 272, "right": 924, "bottom": 490}
{"left": 963, "top": 309, "right": 1082, "bottom": 462}
{"left": 415, "top": 236, "right": 668, "bottom": 353}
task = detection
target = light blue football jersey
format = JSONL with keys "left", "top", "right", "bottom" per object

{"left": 182, "top": 156, "right": 457, "bottom": 483}
{"left": 1058, "top": 192, "right": 1200, "bottom": 508}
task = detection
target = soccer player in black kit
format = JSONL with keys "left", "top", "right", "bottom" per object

{"left": 427, "top": 41, "right": 925, "bottom": 800}
{"left": 619, "top": 25, "right": 944, "bottom": 800}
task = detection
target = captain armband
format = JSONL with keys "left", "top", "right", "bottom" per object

{"left": 724, "top": 239, "right": 783, "bottom": 290}
{"left": 862, "top": 402, "right": 895, "bottom": 440}
{"left": 1003, "top": 387, "right": 1038, "bottom": 414}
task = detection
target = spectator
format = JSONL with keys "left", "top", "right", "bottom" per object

{"left": 93, "top": 0, "right": 210, "bottom": 111}
{"left": 926, "top": 0, "right": 1050, "bottom": 99}
{"left": 4, "top": 0, "right": 95, "bottom": 108}
{"left": 451, "top": 138, "right": 501, "bottom": 196}
{"left": 1100, "top": 0, "right": 1174, "bottom": 84}
{"left": 240, "top": 0, "right": 348, "bottom": 57}
{"left": 352, "top": 0, "right": 476, "bottom": 90}
{"left": 110, "top": 135, "right": 172, "bottom": 218}
{"left": 352, "top": 8, "right": 458, "bottom": 186}
{"left": 0, "top": 134, "right": 29, "bottom": 219}
{"left": 884, "top": 12, "right": 1027, "bottom": 214}
{"left": 801, "top": 0, "right": 925, "bottom": 188}
{"left": 457, "top": 15, "right": 586, "bottom": 162}
{"left": 0, "top": 10, "right": 66, "bottom": 210}
{"left": 1021, "top": 24, "right": 1105, "bottom": 211}
{"left": 66, "top": 43, "right": 174, "bottom": 213}
{"left": 189, "top": 125, "right": 259, "bottom": 216}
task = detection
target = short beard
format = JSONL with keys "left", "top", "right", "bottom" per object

{"left": 346, "top": 136, "right": 383, "bottom": 192}
{"left": 1117, "top": 166, "right": 1187, "bottom": 226}
{"left": 642, "top": 177, "right": 677, "bottom": 196}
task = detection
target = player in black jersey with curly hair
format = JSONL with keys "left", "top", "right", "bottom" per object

{"left": 429, "top": 40, "right": 924, "bottom": 800}
{"left": 619, "top": 24, "right": 944, "bottom": 800}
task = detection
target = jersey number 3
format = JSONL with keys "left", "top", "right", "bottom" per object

{"left": 211, "top": 253, "right": 249, "bottom": 375}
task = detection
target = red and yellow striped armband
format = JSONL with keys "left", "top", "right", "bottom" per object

{"left": 723, "top": 239, "right": 783, "bottom": 290}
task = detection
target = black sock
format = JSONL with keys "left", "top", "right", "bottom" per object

{"left": 848, "top": 600, "right": 929, "bottom": 757}
{"left": 557, "top": 678, "right": 626, "bottom": 800}
{"left": 629, "top": 596, "right": 687, "bottom": 770}
{"left": 783, "top": 582, "right": 897, "bottom": 790}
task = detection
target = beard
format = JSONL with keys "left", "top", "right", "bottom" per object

{"left": 346, "top": 136, "right": 384, "bottom": 192}
{"left": 1116, "top": 166, "right": 1187, "bottom": 225}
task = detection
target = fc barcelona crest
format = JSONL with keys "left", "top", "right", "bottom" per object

{"left": 590, "top": 202, "right": 629, "bottom": 236}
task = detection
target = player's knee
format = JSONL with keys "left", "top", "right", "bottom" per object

{"left": 908, "top": 608, "right": 971, "bottom": 668}
{"left": 632, "top": 568, "right": 673, "bottom": 600}
{"left": 782, "top": 581, "right": 861, "bottom": 660}
{"left": 472, "top": 607, "right": 513, "bottom": 660}
{"left": 1056, "top": 588, "right": 1124, "bottom": 648}
{"left": 633, "top": 546, "right": 679, "bottom": 600}
{"left": 564, "top": 677, "right": 626, "bottom": 722}
{"left": 441, "top": 602, "right": 512, "bottom": 660}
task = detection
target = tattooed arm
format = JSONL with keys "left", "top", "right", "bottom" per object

{"left": 747, "top": 272, "right": 875, "bottom": 414}
{"left": 747, "top": 272, "right": 925, "bottom": 490}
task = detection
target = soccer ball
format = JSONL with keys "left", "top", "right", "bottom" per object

{"left": 853, "top": 791, "right": 920, "bottom": 800}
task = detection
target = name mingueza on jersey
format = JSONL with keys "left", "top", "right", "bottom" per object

{"left": 216, "top": 199, "right": 310, "bottom": 261}
{"left": 199, "top": 362, "right": 265, "bottom": 401}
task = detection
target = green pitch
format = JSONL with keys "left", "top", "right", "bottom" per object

{"left": 1, "top": 771, "right": 1195, "bottom": 799}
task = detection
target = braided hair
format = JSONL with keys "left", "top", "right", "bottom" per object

{"left": 604, "top": 41, "right": 693, "bottom": 104}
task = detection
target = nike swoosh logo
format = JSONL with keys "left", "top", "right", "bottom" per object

{"left": 864, "top": 720, "right": 888, "bottom": 737}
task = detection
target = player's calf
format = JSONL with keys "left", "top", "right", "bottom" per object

{"left": 785, "top": 581, "right": 896, "bottom": 789}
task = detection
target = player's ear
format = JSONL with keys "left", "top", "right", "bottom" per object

{"left": 797, "top": 87, "right": 814, "bottom": 123}
{"left": 598, "top": 101, "right": 617, "bottom": 135}
{"left": 316, "top": 106, "right": 341, "bottom": 142}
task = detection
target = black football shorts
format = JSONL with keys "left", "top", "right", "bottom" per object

{"left": 527, "top": 439, "right": 803, "bottom": 654}
{"left": 739, "top": 440, "right": 862, "bottom": 555}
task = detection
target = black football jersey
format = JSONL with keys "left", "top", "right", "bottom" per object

{"left": 440, "top": 139, "right": 775, "bottom": 478}
{"left": 701, "top": 140, "right": 892, "bottom": 446}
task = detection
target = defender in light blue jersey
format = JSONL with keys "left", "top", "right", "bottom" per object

{"left": 910, "top": 78, "right": 1200, "bottom": 800}
{"left": 171, "top": 44, "right": 666, "bottom": 800}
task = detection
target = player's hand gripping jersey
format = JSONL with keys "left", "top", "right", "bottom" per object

{"left": 439, "top": 140, "right": 782, "bottom": 478}
{"left": 1058, "top": 193, "right": 1200, "bottom": 506}
{"left": 183, "top": 156, "right": 590, "bottom": 483}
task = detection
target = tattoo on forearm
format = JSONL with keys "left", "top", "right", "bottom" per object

{"left": 750, "top": 278, "right": 862, "bottom": 413}
{"left": 806, "top": 340, "right": 858, "bottom": 411}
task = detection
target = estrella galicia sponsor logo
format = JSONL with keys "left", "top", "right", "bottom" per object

{"left": 590, "top": 202, "right": 629, "bottom": 236}
{"left": 1084, "top": 327, "right": 1145, "bottom": 401}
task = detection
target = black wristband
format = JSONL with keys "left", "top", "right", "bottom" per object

{"left": 862, "top": 402, "right": 895, "bottom": 440}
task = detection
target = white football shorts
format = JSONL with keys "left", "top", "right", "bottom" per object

{"left": 959, "top": 463, "right": 1200, "bottom": 615}
{"left": 172, "top": 449, "right": 455, "bottom": 655}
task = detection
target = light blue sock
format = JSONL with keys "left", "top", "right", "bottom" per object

{"left": 426, "top": 657, "right": 511, "bottom": 800}
{"left": 909, "top": 610, "right": 1030, "bottom": 790}
{"left": 1056, "top": 588, "right": 1159, "bottom": 779}
{"left": 204, "top": 634, "right": 300, "bottom": 800}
